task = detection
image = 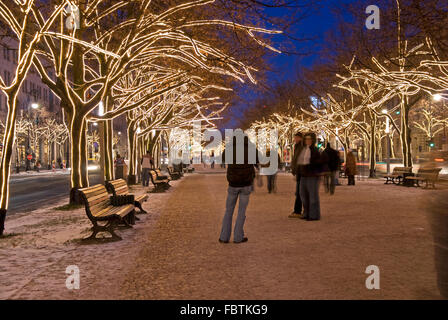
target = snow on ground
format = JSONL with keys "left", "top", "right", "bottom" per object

{"left": 0, "top": 172, "right": 447, "bottom": 299}
{"left": 0, "top": 178, "right": 181, "bottom": 299}
{"left": 11, "top": 169, "right": 70, "bottom": 177}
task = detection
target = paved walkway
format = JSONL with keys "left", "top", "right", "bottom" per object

{"left": 2, "top": 173, "right": 445, "bottom": 299}
{"left": 119, "top": 174, "right": 442, "bottom": 299}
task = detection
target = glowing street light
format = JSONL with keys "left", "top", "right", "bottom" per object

{"left": 433, "top": 94, "right": 442, "bottom": 102}
{"left": 31, "top": 103, "right": 39, "bottom": 109}
{"left": 98, "top": 101, "right": 104, "bottom": 116}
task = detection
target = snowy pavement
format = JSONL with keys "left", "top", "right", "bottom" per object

{"left": 0, "top": 173, "right": 446, "bottom": 299}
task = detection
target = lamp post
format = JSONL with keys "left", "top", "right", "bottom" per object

{"left": 97, "top": 101, "right": 105, "bottom": 183}
{"left": 382, "top": 109, "right": 391, "bottom": 175}
{"left": 433, "top": 94, "right": 447, "bottom": 151}
{"left": 335, "top": 127, "right": 339, "bottom": 150}
{"left": 26, "top": 102, "right": 39, "bottom": 171}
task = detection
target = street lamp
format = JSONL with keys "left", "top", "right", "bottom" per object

{"left": 25, "top": 103, "right": 40, "bottom": 171}
{"left": 433, "top": 94, "right": 442, "bottom": 102}
{"left": 98, "top": 101, "right": 104, "bottom": 116}
{"left": 382, "top": 109, "right": 391, "bottom": 175}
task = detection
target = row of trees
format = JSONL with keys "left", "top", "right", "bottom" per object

{"left": 0, "top": 0, "right": 309, "bottom": 235}
{"left": 1, "top": 116, "right": 69, "bottom": 168}
{"left": 243, "top": 0, "right": 448, "bottom": 177}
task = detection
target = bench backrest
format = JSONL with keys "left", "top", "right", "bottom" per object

{"left": 416, "top": 167, "right": 442, "bottom": 180}
{"left": 106, "top": 179, "right": 129, "bottom": 196}
{"left": 79, "top": 184, "right": 111, "bottom": 219}
{"left": 149, "top": 170, "right": 159, "bottom": 183}
{"left": 155, "top": 169, "right": 163, "bottom": 177}
{"left": 392, "top": 166, "right": 412, "bottom": 174}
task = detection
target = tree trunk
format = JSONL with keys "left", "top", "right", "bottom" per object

{"left": 401, "top": 103, "right": 413, "bottom": 167}
{"left": 378, "top": 136, "right": 383, "bottom": 162}
{"left": 127, "top": 124, "right": 137, "bottom": 185}
{"left": 368, "top": 116, "right": 377, "bottom": 178}
{"left": 390, "top": 133, "right": 396, "bottom": 159}
{"left": 0, "top": 94, "right": 19, "bottom": 235}
{"left": 69, "top": 115, "right": 88, "bottom": 204}
{"left": 103, "top": 119, "right": 114, "bottom": 181}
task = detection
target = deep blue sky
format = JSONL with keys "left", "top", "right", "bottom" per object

{"left": 266, "top": 0, "right": 358, "bottom": 82}
{"left": 227, "top": 0, "right": 359, "bottom": 127}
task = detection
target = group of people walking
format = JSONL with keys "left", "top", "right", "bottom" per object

{"left": 219, "top": 131, "right": 358, "bottom": 244}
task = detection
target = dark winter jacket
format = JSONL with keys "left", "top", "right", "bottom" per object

{"left": 291, "top": 142, "right": 304, "bottom": 176}
{"left": 222, "top": 137, "right": 259, "bottom": 188}
{"left": 322, "top": 146, "right": 340, "bottom": 172}
{"left": 345, "top": 152, "right": 358, "bottom": 175}
{"left": 297, "top": 146, "right": 323, "bottom": 177}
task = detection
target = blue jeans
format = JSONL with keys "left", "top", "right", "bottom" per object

{"left": 294, "top": 175, "right": 303, "bottom": 214}
{"left": 220, "top": 185, "right": 252, "bottom": 242}
{"left": 267, "top": 174, "right": 276, "bottom": 193}
{"left": 299, "top": 176, "right": 321, "bottom": 220}
{"left": 324, "top": 171, "right": 337, "bottom": 194}
{"left": 142, "top": 168, "right": 150, "bottom": 186}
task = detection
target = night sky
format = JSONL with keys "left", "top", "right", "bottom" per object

{"left": 227, "top": 0, "right": 359, "bottom": 127}
{"left": 267, "top": 0, "right": 357, "bottom": 79}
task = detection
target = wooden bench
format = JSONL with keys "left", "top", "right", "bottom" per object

{"left": 79, "top": 184, "right": 135, "bottom": 241}
{"left": 403, "top": 167, "right": 442, "bottom": 189}
{"left": 106, "top": 179, "right": 148, "bottom": 214}
{"left": 149, "top": 169, "right": 170, "bottom": 192}
{"left": 167, "top": 166, "right": 181, "bottom": 180}
{"left": 155, "top": 168, "right": 171, "bottom": 182}
{"left": 384, "top": 166, "right": 412, "bottom": 185}
{"left": 182, "top": 164, "right": 194, "bottom": 173}
{"left": 173, "top": 164, "right": 184, "bottom": 177}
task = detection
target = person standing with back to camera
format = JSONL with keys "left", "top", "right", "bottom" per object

{"left": 345, "top": 149, "right": 358, "bottom": 186}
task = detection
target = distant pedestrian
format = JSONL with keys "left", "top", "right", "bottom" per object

{"left": 297, "top": 132, "right": 322, "bottom": 221}
{"left": 35, "top": 160, "right": 41, "bottom": 173}
{"left": 345, "top": 150, "right": 358, "bottom": 186}
{"left": 219, "top": 135, "right": 258, "bottom": 244}
{"left": 115, "top": 153, "right": 124, "bottom": 165}
{"left": 322, "top": 142, "right": 340, "bottom": 195}
{"left": 141, "top": 150, "right": 153, "bottom": 187}
{"left": 289, "top": 132, "right": 304, "bottom": 218}
{"left": 260, "top": 150, "right": 280, "bottom": 193}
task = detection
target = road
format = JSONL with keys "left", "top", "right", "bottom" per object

{"left": 8, "top": 171, "right": 101, "bottom": 215}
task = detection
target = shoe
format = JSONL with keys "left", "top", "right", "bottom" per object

{"left": 299, "top": 215, "right": 308, "bottom": 220}
{"left": 219, "top": 239, "right": 229, "bottom": 243}
{"left": 234, "top": 237, "right": 248, "bottom": 244}
{"left": 288, "top": 213, "right": 301, "bottom": 218}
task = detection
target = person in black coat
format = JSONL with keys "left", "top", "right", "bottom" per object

{"left": 296, "top": 132, "right": 323, "bottom": 221}
{"left": 322, "top": 142, "right": 340, "bottom": 195}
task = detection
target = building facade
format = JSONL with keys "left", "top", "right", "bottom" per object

{"left": 0, "top": 34, "right": 66, "bottom": 171}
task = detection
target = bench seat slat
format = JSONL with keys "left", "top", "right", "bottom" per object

{"left": 94, "top": 204, "right": 134, "bottom": 218}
